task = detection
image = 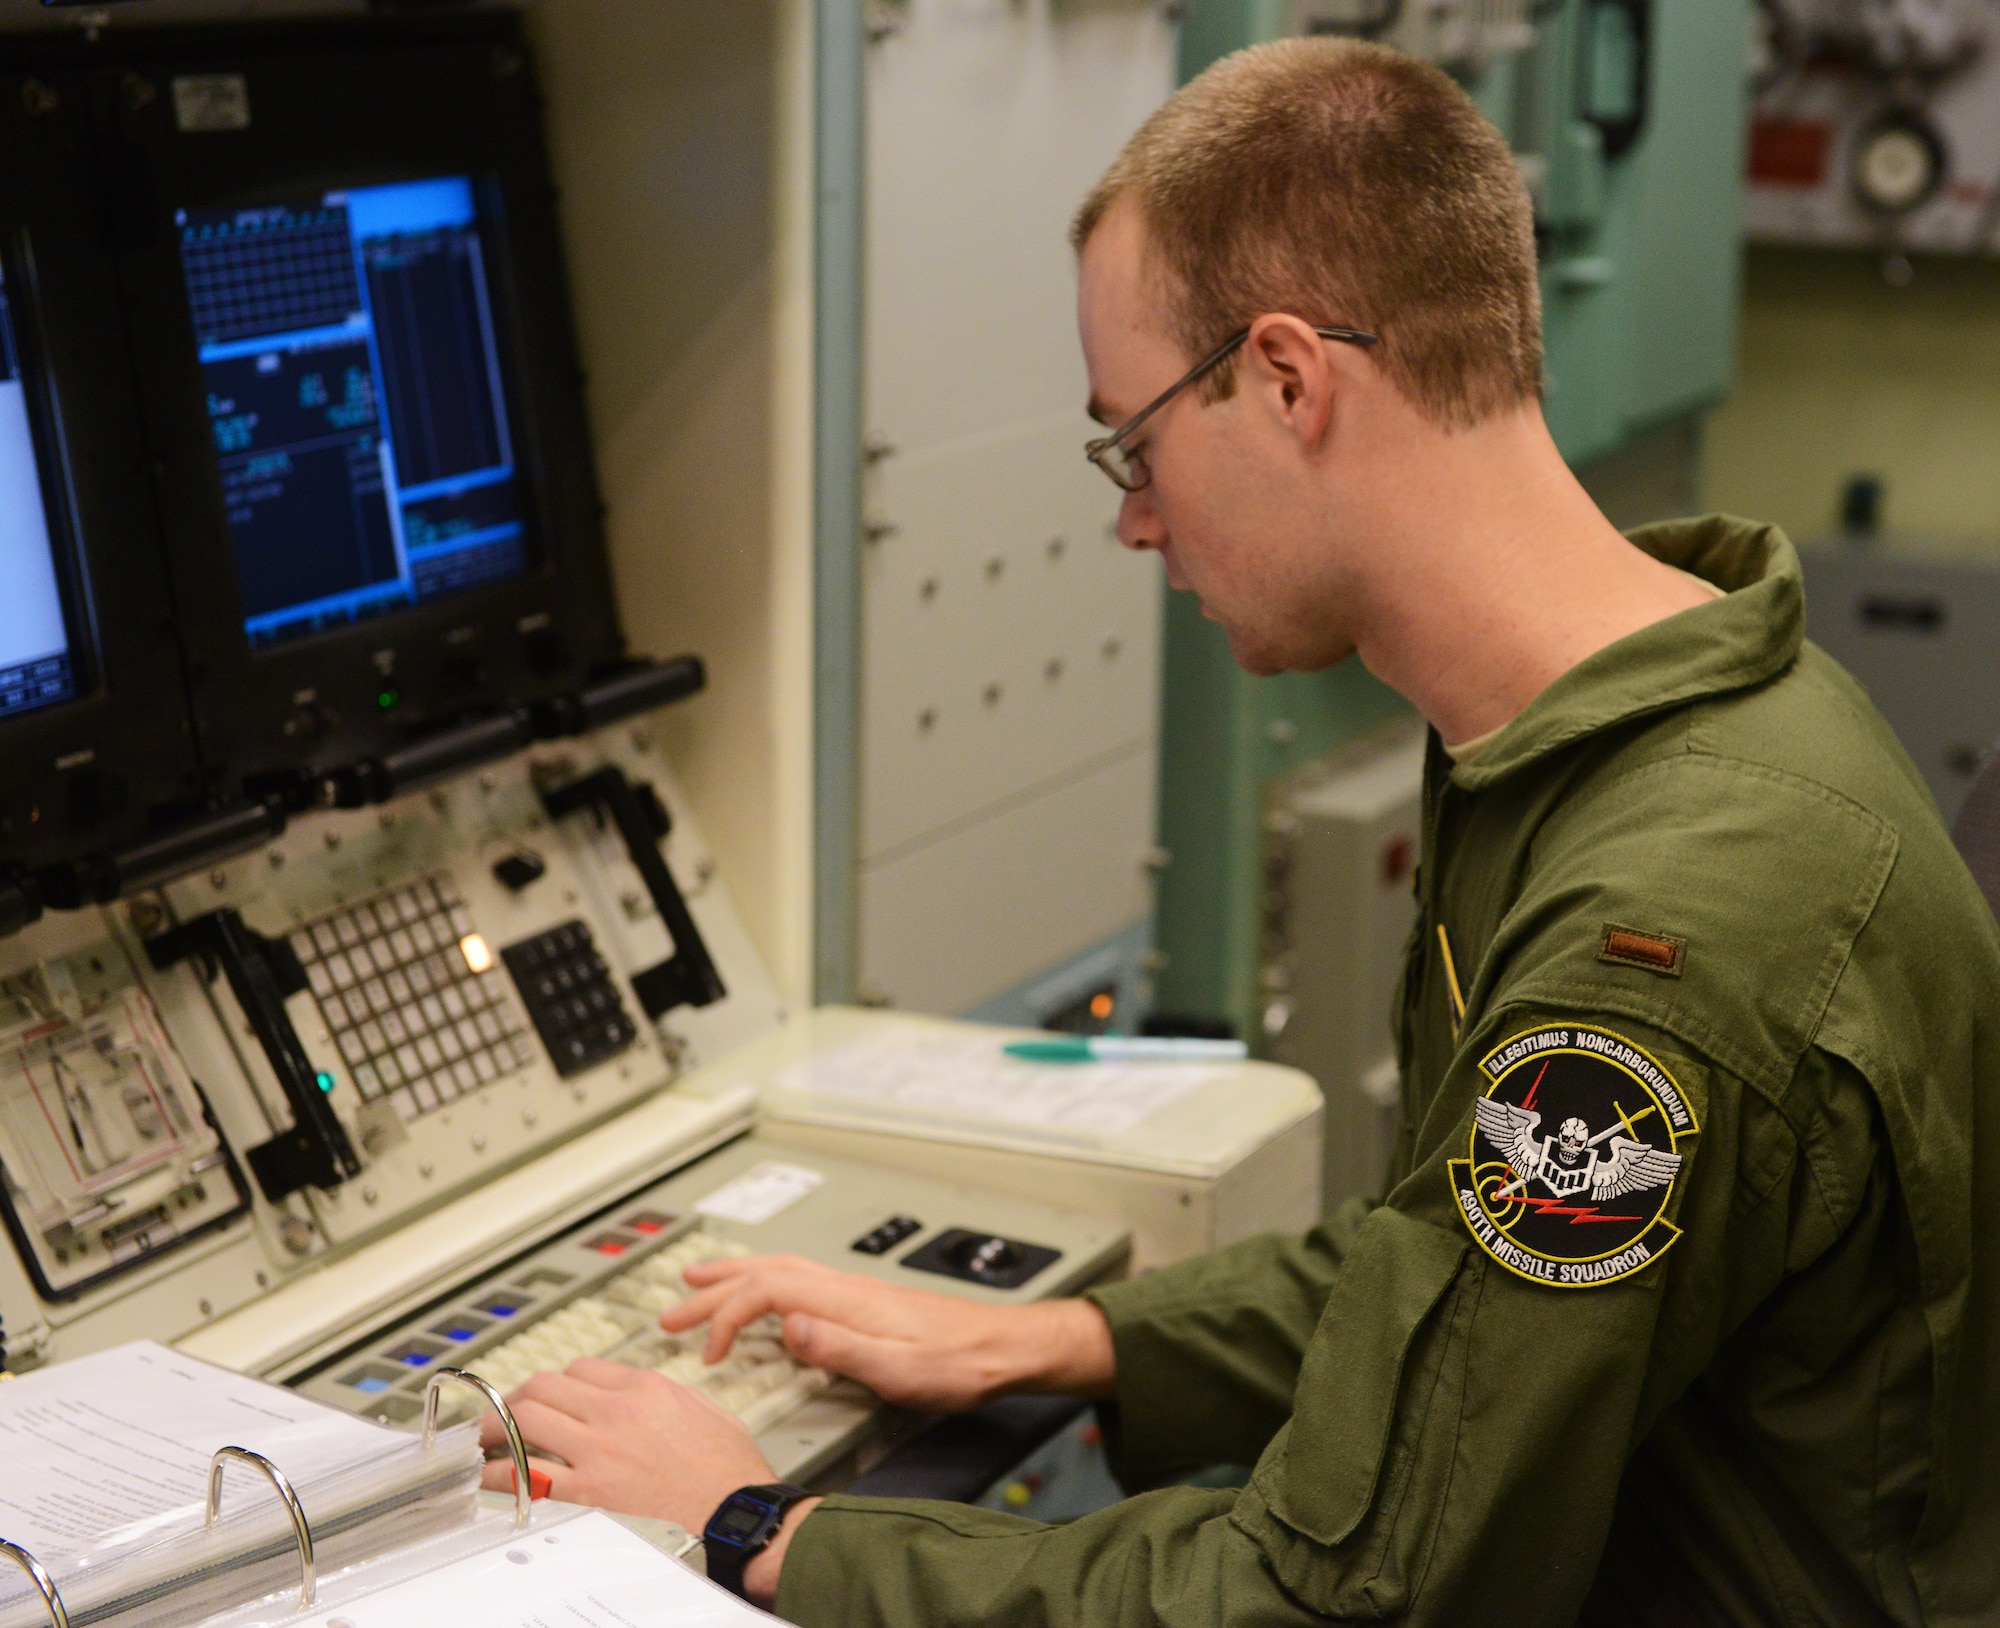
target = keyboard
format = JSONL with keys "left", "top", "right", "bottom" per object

{"left": 290, "top": 873, "right": 538, "bottom": 1121}
{"left": 465, "top": 1229, "right": 835, "bottom": 1435}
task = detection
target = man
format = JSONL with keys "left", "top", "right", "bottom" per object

{"left": 484, "top": 38, "right": 1999, "bottom": 1625}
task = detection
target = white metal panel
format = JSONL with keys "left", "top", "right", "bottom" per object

{"left": 859, "top": 0, "right": 1175, "bottom": 1008}
{"left": 861, "top": 418, "right": 1160, "bottom": 860}
{"left": 858, "top": 743, "right": 1156, "bottom": 1014}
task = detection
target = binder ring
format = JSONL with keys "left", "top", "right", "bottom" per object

{"left": 205, "top": 1446, "right": 315, "bottom": 1609}
{"left": 0, "top": 1539, "right": 69, "bottom": 1628}
{"left": 423, "top": 1368, "right": 532, "bottom": 1529}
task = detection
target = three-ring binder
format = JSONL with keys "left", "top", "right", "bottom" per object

{"left": 206, "top": 1445, "right": 316, "bottom": 1609}
{"left": 0, "top": 1539, "right": 68, "bottom": 1628}
{"left": 424, "top": 1367, "right": 533, "bottom": 1528}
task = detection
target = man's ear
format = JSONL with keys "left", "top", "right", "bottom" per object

{"left": 1242, "top": 315, "right": 1339, "bottom": 452}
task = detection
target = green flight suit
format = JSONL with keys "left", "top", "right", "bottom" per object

{"left": 776, "top": 517, "right": 2000, "bottom": 1627}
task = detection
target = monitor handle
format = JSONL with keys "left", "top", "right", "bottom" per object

{"left": 538, "top": 766, "right": 726, "bottom": 1021}
{"left": 145, "top": 909, "right": 361, "bottom": 1202}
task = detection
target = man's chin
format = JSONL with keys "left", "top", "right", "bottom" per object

{"left": 1222, "top": 628, "right": 1284, "bottom": 678}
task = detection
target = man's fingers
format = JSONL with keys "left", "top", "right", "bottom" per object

{"left": 507, "top": 1394, "right": 597, "bottom": 1464}
{"left": 683, "top": 1253, "right": 817, "bottom": 1288}
{"left": 703, "top": 1284, "right": 780, "bottom": 1363}
{"left": 658, "top": 1280, "right": 738, "bottom": 1335}
{"left": 565, "top": 1355, "right": 651, "bottom": 1389}
{"left": 782, "top": 1312, "right": 922, "bottom": 1397}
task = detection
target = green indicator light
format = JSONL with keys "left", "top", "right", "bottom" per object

{"left": 316, "top": 1071, "right": 336, "bottom": 1094}
{"left": 377, "top": 689, "right": 401, "bottom": 711}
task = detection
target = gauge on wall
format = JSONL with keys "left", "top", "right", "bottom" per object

{"left": 1851, "top": 109, "right": 1948, "bottom": 214}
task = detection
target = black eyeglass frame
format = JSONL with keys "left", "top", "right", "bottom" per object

{"left": 1084, "top": 323, "right": 1380, "bottom": 492}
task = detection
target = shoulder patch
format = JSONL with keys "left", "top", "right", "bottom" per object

{"left": 1448, "top": 1024, "right": 1698, "bottom": 1288}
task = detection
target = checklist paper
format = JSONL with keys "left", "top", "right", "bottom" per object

{"left": 196, "top": 1509, "right": 777, "bottom": 1628}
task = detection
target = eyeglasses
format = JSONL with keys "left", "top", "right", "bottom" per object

{"left": 1083, "top": 323, "right": 1379, "bottom": 492}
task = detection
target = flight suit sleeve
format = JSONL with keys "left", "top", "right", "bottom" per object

{"left": 775, "top": 1010, "right": 1844, "bottom": 1628}
{"left": 1078, "top": 1193, "right": 1375, "bottom": 1486}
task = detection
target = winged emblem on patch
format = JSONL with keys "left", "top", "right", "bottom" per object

{"left": 1473, "top": 1096, "right": 1682, "bottom": 1203}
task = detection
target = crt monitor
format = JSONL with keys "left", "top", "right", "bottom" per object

{"left": 180, "top": 177, "right": 534, "bottom": 653}
{"left": 0, "top": 68, "right": 202, "bottom": 875}
{"left": 112, "top": 15, "right": 625, "bottom": 798}
{"left": 0, "top": 264, "right": 76, "bottom": 724}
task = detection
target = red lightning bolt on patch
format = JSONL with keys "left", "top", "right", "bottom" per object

{"left": 1501, "top": 1193, "right": 1643, "bottom": 1225}
{"left": 1520, "top": 1060, "right": 1547, "bottom": 1113}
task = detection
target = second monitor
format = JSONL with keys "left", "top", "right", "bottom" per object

{"left": 180, "top": 176, "right": 533, "bottom": 655}
{"left": 111, "top": 14, "right": 625, "bottom": 803}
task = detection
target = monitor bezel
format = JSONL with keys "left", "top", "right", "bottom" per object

{"left": 109, "top": 19, "right": 625, "bottom": 797}
{"left": 0, "top": 71, "right": 204, "bottom": 872}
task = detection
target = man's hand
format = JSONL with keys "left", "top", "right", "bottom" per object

{"left": 660, "top": 1253, "right": 1116, "bottom": 1412}
{"left": 478, "top": 1357, "right": 817, "bottom": 1609}
{"left": 477, "top": 1356, "right": 780, "bottom": 1525}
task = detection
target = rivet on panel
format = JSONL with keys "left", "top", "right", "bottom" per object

{"left": 1102, "top": 635, "right": 1123, "bottom": 660}
{"left": 919, "top": 576, "right": 939, "bottom": 602}
{"left": 984, "top": 555, "right": 1005, "bottom": 582}
{"left": 324, "top": 829, "right": 342, "bottom": 850}
{"left": 983, "top": 682, "right": 1004, "bottom": 707}
{"left": 1044, "top": 657, "right": 1064, "bottom": 683}
{"left": 918, "top": 706, "right": 938, "bottom": 733}
{"left": 1046, "top": 536, "right": 1066, "bottom": 560}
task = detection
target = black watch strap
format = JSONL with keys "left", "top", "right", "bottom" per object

{"left": 703, "top": 1482, "right": 813, "bottom": 1598}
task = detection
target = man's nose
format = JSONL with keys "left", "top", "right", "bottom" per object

{"left": 1116, "top": 489, "right": 1166, "bottom": 553}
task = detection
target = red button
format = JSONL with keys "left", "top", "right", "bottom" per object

{"left": 512, "top": 1465, "right": 554, "bottom": 1501}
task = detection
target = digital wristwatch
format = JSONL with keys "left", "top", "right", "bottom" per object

{"left": 702, "top": 1482, "right": 814, "bottom": 1598}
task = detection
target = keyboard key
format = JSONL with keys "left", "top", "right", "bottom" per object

{"left": 437, "top": 1027, "right": 464, "bottom": 1061}
{"left": 336, "top": 916, "right": 361, "bottom": 947}
{"left": 382, "top": 1011, "right": 409, "bottom": 1046}
{"left": 379, "top": 1052, "right": 405, "bottom": 1087}
{"left": 396, "top": 1043, "right": 423, "bottom": 1077}
{"left": 328, "top": 954, "right": 356, "bottom": 989}
{"left": 417, "top": 1036, "right": 444, "bottom": 1069}
{"left": 308, "top": 962, "right": 333, "bottom": 997}
{"left": 440, "top": 985, "right": 468, "bottom": 1021}
{"left": 386, "top": 968, "right": 412, "bottom": 1002}
{"left": 312, "top": 923, "right": 340, "bottom": 957}
{"left": 453, "top": 1059, "right": 478, "bottom": 1092}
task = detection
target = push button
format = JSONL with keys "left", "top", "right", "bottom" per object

{"left": 851, "top": 1215, "right": 923, "bottom": 1256}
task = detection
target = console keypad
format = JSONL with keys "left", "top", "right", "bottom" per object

{"left": 502, "top": 921, "right": 637, "bottom": 1077}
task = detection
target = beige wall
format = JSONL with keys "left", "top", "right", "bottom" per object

{"left": 524, "top": 0, "right": 815, "bottom": 1007}
{"left": 1704, "top": 246, "right": 2000, "bottom": 551}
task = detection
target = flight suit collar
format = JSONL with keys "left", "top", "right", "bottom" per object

{"left": 1448, "top": 515, "right": 1805, "bottom": 792}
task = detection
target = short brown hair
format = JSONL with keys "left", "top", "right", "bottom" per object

{"left": 1073, "top": 38, "right": 1541, "bottom": 428}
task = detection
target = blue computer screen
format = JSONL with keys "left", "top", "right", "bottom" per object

{"left": 0, "top": 266, "right": 77, "bottom": 720}
{"left": 177, "top": 177, "right": 531, "bottom": 650}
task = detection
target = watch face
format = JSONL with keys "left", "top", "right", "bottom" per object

{"left": 717, "top": 1505, "right": 765, "bottom": 1537}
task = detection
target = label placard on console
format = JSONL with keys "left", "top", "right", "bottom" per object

{"left": 695, "top": 1161, "right": 825, "bottom": 1225}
